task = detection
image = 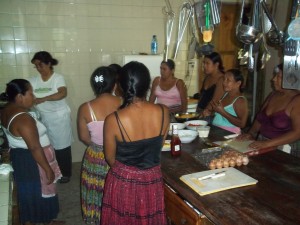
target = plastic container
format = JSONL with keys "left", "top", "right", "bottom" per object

{"left": 151, "top": 35, "right": 158, "bottom": 54}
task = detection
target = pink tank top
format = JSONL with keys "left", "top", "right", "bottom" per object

{"left": 86, "top": 102, "right": 104, "bottom": 145}
{"left": 155, "top": 78, "right": 181, "bottom": 108}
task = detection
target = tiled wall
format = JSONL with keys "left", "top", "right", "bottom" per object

{"left": 0, "top": 0, "right": 200, "bottom": 162}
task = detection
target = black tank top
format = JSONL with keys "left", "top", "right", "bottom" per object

{"left": 114, "top": 104, "right": 165, "bottom": 169}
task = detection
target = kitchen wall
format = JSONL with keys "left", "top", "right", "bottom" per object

{"left": 0, "top": 0, "right": 199, "bottom": 162}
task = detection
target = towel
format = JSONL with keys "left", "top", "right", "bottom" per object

{"left": 37, "top": 145, "right": 62, "bottom": 198}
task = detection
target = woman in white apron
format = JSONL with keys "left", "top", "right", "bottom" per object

{"left": 29, "top": 51, "right": 73, "bottom": 183}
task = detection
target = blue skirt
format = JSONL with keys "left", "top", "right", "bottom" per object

{"left": 10, "top": 148, "right": 59, "bottom": 224}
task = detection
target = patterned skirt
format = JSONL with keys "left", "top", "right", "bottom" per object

{"left": 80, "top": 143, "right": 109, "bottom": 224}
{"left": 100, "top": 161, "right": 167, "bottom": 225}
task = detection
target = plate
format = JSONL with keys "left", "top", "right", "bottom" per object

{"left": 185, "top": 120, "right": 208, "bottom": 131}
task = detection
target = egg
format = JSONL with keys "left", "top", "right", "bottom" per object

{"left": 242, "top": 156, "right": 249, "bottom": 165}
{"left": 216, "top": 159, "right": 223, "bottom": 169}
{"left": 236, "top": 157, "right": 243, "bottom": 166}
{"left": 209, "top": 161, "right": 216, "bottom": 170}
{"left": 229, "top": 159, "right": 236, "bottom": 167}
{"left": 223, "top": 160, "right": 229, "bottom": 168}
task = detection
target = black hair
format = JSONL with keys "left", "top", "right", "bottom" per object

{"left": 90, "top": 66, "right": 117, "bottom": 96}
{"left": 6, "top": 79, "right": 31, "bottom": 102}
{"left": 204, "top": 52, "right": 225, "bottom": 73}
{"left": 161, "top": 59, "right": 175, "bottom": 70}
{"left": 119, "top": 61, "right": 151, "bottom": 109}
{"left": 226, "top": 69, "right": 244, "bottom": 92}
{"left": 31, "top": 51, "right": 58, "bottom": 70}
{"left": 109, "top": 64, "right": 122, "bottom": 74}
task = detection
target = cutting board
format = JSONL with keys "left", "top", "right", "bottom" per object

{"left": 215, "top": 140, "right": 276, "bottom": 156}
{"left": 180, "top": 167, "right": 258, "bottom": 196}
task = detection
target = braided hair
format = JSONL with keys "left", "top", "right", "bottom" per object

{"left": 119, "top": 61, "right": 151, "bottom": 109}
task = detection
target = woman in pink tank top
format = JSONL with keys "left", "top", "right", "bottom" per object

{"left": 237, "top": 64, "right": 300, "bottom": 157}
{"left": 149, "top": 59, "right": 187, "bottom": 113}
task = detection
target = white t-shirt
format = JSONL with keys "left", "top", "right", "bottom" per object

{"left": 29, "top": 72, "right": 68, "bottom": 112}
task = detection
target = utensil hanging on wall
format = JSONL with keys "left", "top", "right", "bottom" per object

{"left": 173, "top": 1, "right": 192, "bottom": 59}
{"left": 236, "top": 0, "right": 262, "bottom": 45}
{"left": 209, "top": 0, "right": 220, "bottom": 25}
{"left": 163, "top": 0, "right": 175, "bottom": 61}
{"left": 287, "top": 1, "right": 300, "bottom": 41}
{"left": 258, "top": 1, "right": 271, "bottom": 70}
{"left": 260, "top": 0, "right": 284, "bottom": 46}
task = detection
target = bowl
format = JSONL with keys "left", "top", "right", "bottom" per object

{"left": 168, "top": 123, "right": 186, "bottom": 135}
{"left": 184, "top": 120, "right": 208, "bottom": 131}
{"left": 174, "top": 112, "right": 200, "bottom": 123}
{"left": 178, "top": 130, "right": 198, "bottom": 143}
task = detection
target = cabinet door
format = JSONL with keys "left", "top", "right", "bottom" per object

{"left": 164, "top": 185, "right": 214, "bottom": 225}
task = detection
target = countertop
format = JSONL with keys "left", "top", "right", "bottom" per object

{"left": 161, "top": 126, "right": 300, "bottom": 225}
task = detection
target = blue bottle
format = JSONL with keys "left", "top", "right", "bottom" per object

{"left": 151, "top": 35, "right": 158, "bottom": 54}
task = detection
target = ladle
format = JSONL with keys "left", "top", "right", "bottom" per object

{"left": 261, "top": 0, "right": 284, "bottom": 46}
{"left": 163, "top": 0, "right": 175, "bottom": 61}
{"left": 236, "top": 0, "right": 262, "bottom": 45}
{"left": 258, "top": 1, "right": 271, "bottom": 69}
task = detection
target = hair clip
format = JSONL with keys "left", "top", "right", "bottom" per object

{"left": 95, "top": 75, "right": 104, "bottom": 83}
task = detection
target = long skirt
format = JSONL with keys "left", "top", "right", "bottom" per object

{"left": 101, "top": 161, "right": 167, "bottom": 225}
{"left": 81, "top": 144, "right": 109, "bottom": 224}
{"left": 10, "top": 148, "right": 59, "bottom": 224}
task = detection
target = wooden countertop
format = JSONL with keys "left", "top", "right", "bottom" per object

{"left": 161, "top": 126, "right": 300, "bottom": 225}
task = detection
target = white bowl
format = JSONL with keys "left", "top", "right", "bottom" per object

{"left": 178, "top": 130, "right": 198, "bottom": 143}
{"left": 184, "top": 120, "right": 208, "bottom": 131}
{"left": 169, "top": 123, "right": 186, "bottom": 135}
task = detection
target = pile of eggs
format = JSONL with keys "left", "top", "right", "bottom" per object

{"left": 208, "top": 150, "right": 249, "bottom": 170}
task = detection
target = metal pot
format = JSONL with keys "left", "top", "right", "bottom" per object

{"left": 174, "top": 112, "right": 200, "bottom": 123}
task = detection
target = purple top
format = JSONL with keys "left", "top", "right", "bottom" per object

{"left": 256, "top": 92, "right": 300, "bottom": 139}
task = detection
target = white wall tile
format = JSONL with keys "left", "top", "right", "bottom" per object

{"left": 0, "top": 0, "right": 198, "bottom": 162}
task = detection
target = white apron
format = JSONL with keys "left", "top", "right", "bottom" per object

{"left": 39, "top": 107, "right": 73, "bottom": 150}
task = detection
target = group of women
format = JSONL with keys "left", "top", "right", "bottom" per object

{"left": 1, "top": 50, "right": 300, "bottom": 225}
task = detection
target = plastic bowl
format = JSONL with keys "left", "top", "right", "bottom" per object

{"left": 178, "top": 130, "right": 198, "bottom": 143}
{"left": 174, "top": 112, "right": 200, "bottom": 123}
{"left": 169, "top": 123, "right": 186, "bottom": 135}
{"left": 184, "top": 120, "right": 208, "bottom": 131}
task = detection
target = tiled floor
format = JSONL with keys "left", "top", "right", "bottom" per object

{"left": 56, "top": 162, "right": 86, "bottom": 225}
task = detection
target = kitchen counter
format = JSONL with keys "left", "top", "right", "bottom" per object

{"left": 0, "top": 172, "right": 13, "bottom": 225}
{"left": 161, "top": 126, "right": 300, "bottom": 225}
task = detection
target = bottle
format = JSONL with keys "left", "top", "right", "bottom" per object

{"left": 171, "top": 124, "right": 181, "bottom": 156}
{"left": 151, "top": 35, "right": 158, "bottom": 54}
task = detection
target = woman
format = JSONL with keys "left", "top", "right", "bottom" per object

{"left": 101, "top": 61, "right": 170, "bottom": 225}
{"left": 238, "top": 64, "right": 300, "bottom": 157}
{"left": 149, "top": 59, "right": 187, "bottom": 113}
{"left": 197, "top": 52, "right": 225, "bottom": 118}
{"left": 77, "top": 66, "right": 122, "bottom": 224}
{"left": 29, "top": 51, "right": 73, "bottom": 183}
{"left": 211, "top": 69, "right": 248, "bottom": 134}
{"left": 1, "top": 79, "right": 63, "bottom": 225}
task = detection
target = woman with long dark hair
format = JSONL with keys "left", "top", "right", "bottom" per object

{"left": 77, "top": 66, "right": 122, "bottom": 224}
{"left": 197, "top": 52, "right": 225, "bottom": 119}
{"left": 101, "top": 61, "right": 170, "bottom": 225}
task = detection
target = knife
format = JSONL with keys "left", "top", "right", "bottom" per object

{"left": 198, "top": 171, "right": 226, "bottom": 180}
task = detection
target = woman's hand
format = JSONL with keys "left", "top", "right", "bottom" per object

{"left": 249, "top": 140, "right": 271, "bottom": 150}
{"left": 210, "top": 100, "right": 224, "bottom": 113}
{"left": 236, "top": 133, "right": 253, "bottom": 141}
{"left": 45, "top": 168, "right": 55, "bottom": 184}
